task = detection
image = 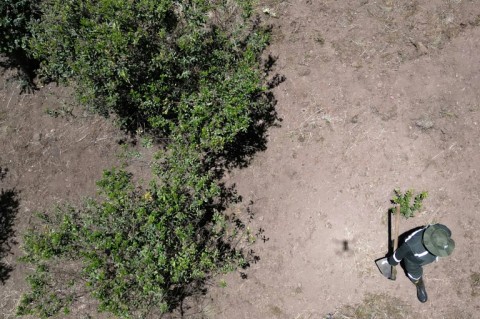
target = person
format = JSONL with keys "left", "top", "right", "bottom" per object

{"left": 388, "top": 223, "right": 455, "bottom": 303}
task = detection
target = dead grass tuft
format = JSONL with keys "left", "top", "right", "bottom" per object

{"left": 352, "top": 236, "right": 377, "bottom": 278}
{"left": 470, "top": 272, "right": 480, "bottom": 297}
{"left": 287, "top": 106, "right": 339, "bottom": 144}
{"left": 269, "top": 304, "right": 284, "bottom": 316}
{"left": 329, "top": 293, "right": 415, "bottom": 319}
{"left": 331, "top": 0, "right": 480, "bottom": 67}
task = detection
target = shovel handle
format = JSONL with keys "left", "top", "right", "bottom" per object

{"left": 393, "top": 205, "right": 401, "bottom": 251}
{"left": 390, "top": 205, "right": 401, "bottom": 280}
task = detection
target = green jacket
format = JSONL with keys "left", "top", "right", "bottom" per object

{"left": 388, "top": 226, "right": 438, "bottom": 267}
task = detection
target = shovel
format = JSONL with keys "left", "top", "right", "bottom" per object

{"left": 375, "top": 205, "right": 400, "bottom": 280}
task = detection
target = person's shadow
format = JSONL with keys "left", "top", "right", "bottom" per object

{"left": 0, "top": 168, "right": 19, "bottom": 284}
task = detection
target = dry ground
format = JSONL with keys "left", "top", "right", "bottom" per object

{"left": 1, "top": 0, "right": 480, "bottom": 318}
{"left": 203, "top": 1, "right": 480, "bottom": 318}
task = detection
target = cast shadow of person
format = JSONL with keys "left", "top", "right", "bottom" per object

{"left": 0, "top": 168, "right": 19, "bottom": 284}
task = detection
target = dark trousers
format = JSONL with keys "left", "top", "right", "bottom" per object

{"left": 402, "top": 259, "right": 423, "bottom": 282}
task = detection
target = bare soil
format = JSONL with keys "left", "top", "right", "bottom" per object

{"left": 1, "top": 1, "right": 480, "bottom": 318}
{"left": 203, "top": 1, "right": 480, "bottom": 318}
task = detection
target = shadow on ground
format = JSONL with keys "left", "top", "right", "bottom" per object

{"left": 0, "top": 52, "right": 39, "bottom": 94}
{"left": 0, "top": 167, "right": 19, "bottom": 284}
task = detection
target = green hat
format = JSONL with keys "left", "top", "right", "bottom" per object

{"left": 423, "top": 224, "right": 455, "bottom": 257}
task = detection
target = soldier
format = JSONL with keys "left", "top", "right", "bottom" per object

{"left": 388, "top": 224, "right": 455, "bottom": 303}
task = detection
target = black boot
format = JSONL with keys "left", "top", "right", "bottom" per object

{"left": 414, "top": 278, "right": 428, "bottom": 303}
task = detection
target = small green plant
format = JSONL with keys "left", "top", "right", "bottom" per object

{"left": 391, "top": 189, "right": 428, "bottom": 218}
{"left": 116, "top": 143, "right": 142, "bottom": 161}
{"left": 45, "top": 105, "right": 74, "bottom": 119}
{"left": 246, "top": 226, "right": 256, "bottom": 244}
{"left": 140, "top": 136, "right": 154, "bottom": 149}
{"left": 218, "top": 279, "right": 228, "bottom": 288}
{"left": 314, "top": 34, "right": 325, "bottom": 45}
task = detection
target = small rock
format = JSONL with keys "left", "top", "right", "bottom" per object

{"left": 412, "top": 41, "right": 428, "bottom": 55}
{"left": 298, "top": 68, "right": 311, "bottom": 77}
{"left": 417, "top": 42, "right": 428, "bottom": 55}
{"left": 262, "top": 7, "right": 277, "bottom": 17}
{"left": 33, "top": 132, "right": 42, "bottom": 142}
{"left": 415, "top": 119, "right": 434, "bottom": 130}
{"left": 351, "top": 61, "right": 362, "bottom": 69}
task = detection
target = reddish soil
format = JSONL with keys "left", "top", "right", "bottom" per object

{"left": 0, "top": 72, "right": 123, "bottom": 318}
{"left": 204, "top": 1, "right": 480, "bottom": 318}
{"left": 1, "top": 1, "right": 480, "bottom": 318}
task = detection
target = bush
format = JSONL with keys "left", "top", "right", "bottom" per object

{"left": 20, "top": 166, "right": 249, "bottom": 318}
{"left": 29, "top": 0, "right": 269, "bottom": 133}
{"left": 19, "top": 1, "right": 277, "bottom": 317}
{"left": 0, "top": 0, "right": 37, "bottom": 54}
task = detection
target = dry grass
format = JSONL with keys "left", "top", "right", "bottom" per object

{"left": 329, "top": 293, "right": 415, "bottom": 319}
{"left": 0, "top": 288, "right": 22, "bottom": 319}
{"left": 269, "top": 304, "right": 284, "bottom": 317}
{"left": 287, "top": 106, "right": 340, "bottom": 144}
{"left": 352, "top": 236, "right": 378, "bottom": 278}
{"left": 331, "top": 0, "right": 478, "bottom": 67}
{"left": 470, "top": 272, "right": 480, "bottom": 297}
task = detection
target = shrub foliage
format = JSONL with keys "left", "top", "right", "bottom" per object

{"left": 19, "top": 166, "right": 246, "bottom": 317}
{"left": 18, "top": 0, "right": 276, "bottom": 318}
{"left": 0, "top": 0, "right": 36, "bottom": 54}
{"left": 29, "top": 0, "right": 268, "bottom": 132}
{"left": 391, "top": 189, "right": 428, "bottom": 219}
{"left": 0, "top": 0, "right": 40, "bottom": 91}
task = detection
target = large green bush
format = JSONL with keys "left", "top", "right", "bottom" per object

{"left": 19, "top": 164, "right": 247, "bottom": 318}
{"left": 0, "top": 0, "right": 37, "bottom": 54}
{"left": 19, "top": 0, "right": 276, "bottom": 317}
{"left": 29, "top": 0, "right": 268, "bottom": 132}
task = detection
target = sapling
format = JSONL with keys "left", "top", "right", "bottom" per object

{"left": 391, "top": 189, "right": 428, "bottom": 219}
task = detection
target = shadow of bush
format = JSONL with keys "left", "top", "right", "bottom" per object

{"left": 0, "top": 0, "right": 40, "bottom": 93}
{"left": 0, "top": 51, "right": 39, "bottom": 94}
{"left": 0, "top": 167, "right": 19, "bottom": 284}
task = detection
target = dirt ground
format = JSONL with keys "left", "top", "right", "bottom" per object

{"left": 1, "top": 0, "right": 480, "bottom": 318}
{"left": 203, "top": 1, "right": 480, "bottom": 318}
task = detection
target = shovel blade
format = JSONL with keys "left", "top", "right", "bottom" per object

{"left": 375, "top": 257, "right": 395, "bottom": 280}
